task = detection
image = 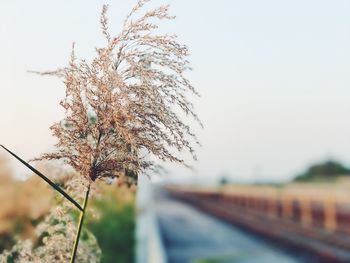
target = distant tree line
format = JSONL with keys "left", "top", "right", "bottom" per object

{"left": 294, "top": 160, "right": 350, "bottom": 182}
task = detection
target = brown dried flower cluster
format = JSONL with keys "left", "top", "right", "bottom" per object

{"left": 34, "top": 0, "right": 201, "bottom": 185}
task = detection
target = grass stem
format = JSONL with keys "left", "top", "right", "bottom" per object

{"left": 70, "top": 184, "right": 91, "bottom": 263}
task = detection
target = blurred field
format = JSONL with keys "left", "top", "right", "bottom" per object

{"left": 0, "top": 155, "right": 135, "bottom": 263}
{"left": 0, "top": 156, "right": 52, "bottom": 251}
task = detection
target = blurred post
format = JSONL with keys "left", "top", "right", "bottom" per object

{"left": 324, "top": 196, "right": 337, "bottom": 231}
{"left": 268, "top": 197, "right": 277, "bottom": 218}
{"left": 300, "top": 197, "right": 312, "bottom": 226}
{"left": 282, "top": 195, "right": 293, "bottom": 219}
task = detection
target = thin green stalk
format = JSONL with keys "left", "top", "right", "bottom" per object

{"left": 70, "top": 184, "right": 91, "bottom": 263}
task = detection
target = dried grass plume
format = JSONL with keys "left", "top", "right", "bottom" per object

{"left": 33, "top": 0, "right": 201, "bottom": 186}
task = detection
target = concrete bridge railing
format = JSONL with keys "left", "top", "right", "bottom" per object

{"left": 168, "top": 184, "right": 350, "bottom": 233}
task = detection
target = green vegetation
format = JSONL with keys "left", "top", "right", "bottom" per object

{"left": 193, "top": 252, "right": 253, "bottom": 263}
{"left": 86, "top": 187, "right": 135, "bottom": 263}
{"left": 294, "top": 160, "right": 350, "bottom": 182}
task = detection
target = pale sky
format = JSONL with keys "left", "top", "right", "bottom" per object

{"left": 1, "top": 0, "right": 350, "bottom": 183}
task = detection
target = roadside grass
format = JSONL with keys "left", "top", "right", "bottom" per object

{"left": 86, "top": 185, "right": 135, "bottom": 263}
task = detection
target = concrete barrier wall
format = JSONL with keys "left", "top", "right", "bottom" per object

{"left": 136, "top": 177, "right": 167, "bottom": 263}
